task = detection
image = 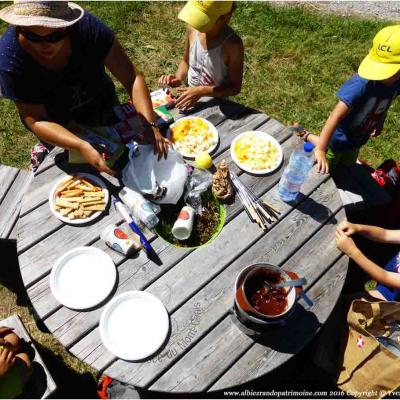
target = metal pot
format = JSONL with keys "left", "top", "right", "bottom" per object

{"left": 234, "top": 263, "right": 297, "bottom": 322}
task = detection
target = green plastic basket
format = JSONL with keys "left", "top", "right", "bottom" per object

{"left": 155, "top": 198, "right": 226, "bottom": 249}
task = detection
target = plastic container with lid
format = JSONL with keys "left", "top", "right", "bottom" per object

{"left": 101, "top": 224, "right": 141, "bottom": 255}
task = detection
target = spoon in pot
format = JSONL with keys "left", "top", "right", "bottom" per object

{"left": 263, "top": 277, "right": 307, "bottom": 293}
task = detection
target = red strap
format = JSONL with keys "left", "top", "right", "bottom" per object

{"left": 97, "top": 376, "right": 113, "bottom": 399}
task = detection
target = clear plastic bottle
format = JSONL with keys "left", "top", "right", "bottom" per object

{"left": 119, "top": 186, "right": 160, "bottom": 229}
{"left": 278, "top": 142, "right": 315, "bottom": 202}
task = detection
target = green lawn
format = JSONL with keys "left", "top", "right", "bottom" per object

{"left": 0, "top": 1, "right": 399, "bottom": 169}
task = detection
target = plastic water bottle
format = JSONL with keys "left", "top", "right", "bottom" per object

{"left": 119, "top": 186, "right": 160, "bottom": 229}
{"left": 278, "top": 142, "right": 315, "bottom": 202}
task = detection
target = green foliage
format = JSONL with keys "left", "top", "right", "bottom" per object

{"left": 0, "top": 1, "right": 398, "bottom": 169}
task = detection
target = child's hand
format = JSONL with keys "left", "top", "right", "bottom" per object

{"left": 0, "top": 346, "right": 15, "bottom": 377}
{"left": 175, "top": 87, "right": 203, "bottom": 110}
{"left": 335, "top": 228, "right": 358, "bottom": 257}
{"left": 337, "top": 220, "right": 358, "bottom": 236}
{"left": 315, "top": 149, "right": 329, "bottom": 174}
{"left": 158, "top": 75, "right": 182, "bottom": 88}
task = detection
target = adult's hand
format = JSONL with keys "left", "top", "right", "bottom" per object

{"left": 315, "top": 149, "right": 329, "bottom": 174}
{"left": 158, "top": 75, "right": 182, "bottom": 88}
{"left": 147, "top": 126, "right": 171, "bottom": 160}
{"left": 79, "top": 142, "right": 114, "bottom": 175}
{"left": 0, "top": 347, "right": 15, "bottom": 378}
{"left": 175, "top": 86, "right": 203, "bottom": 110}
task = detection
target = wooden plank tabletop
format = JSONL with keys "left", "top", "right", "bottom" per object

{"left": 17, "top": 99, "right": 347, "bottom": 393}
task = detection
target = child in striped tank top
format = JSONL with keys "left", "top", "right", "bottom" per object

{"left": 159, "top": 1, "right": 244, "bottom": 111}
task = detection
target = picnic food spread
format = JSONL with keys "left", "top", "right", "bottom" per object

{"left": 231, "top": 131, "right": 283, "bottom": 174}
{"left": 169, "top": 116, "right": 218, "bottom": 157}
{"left": 44, "top": 102, "right": 313, "bottom": 360}
{"left": 52, "top": 174, "right": 107, "bottom": 221}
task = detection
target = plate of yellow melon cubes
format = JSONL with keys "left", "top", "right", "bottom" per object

{"left": 169, "top": 116, "right": 219, "bottom": 158}
{"left": 230, "top": 131, "right": 283, "bottom": 175}
{"left": 49, "top": 173, "right": 109, "bottom": 224}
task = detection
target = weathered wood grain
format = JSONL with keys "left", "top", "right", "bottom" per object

{"left": 42, "top": 134, "right": 321, "bottom": 349}
{"left": 149, "top": 208, "right": 345, "bottom": 392}
{"left": 0, "top": 164, "right": 19, "bottom": 202}
{"left": 34, "top": 147, "right": 66, "bottom": 176}
{"left": 29, "top": 123, "right": 293, "bottom": 324}
{"left": 98, "top": 179, "right": 342, "bottom": 387}
{"left": 151, "top": 315, "right": 252, "bottom": 392}
{"left": 0, "top": 169, "right": 33, "bottom": 239}
{"left": 18, "top": 102, "right": 349, "bottom": 393}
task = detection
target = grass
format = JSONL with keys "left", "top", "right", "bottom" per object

{"left": 0, "top": 2, "right": 400, "bottom": 169}
{"left": 0, "top": 1, "right": 399, "bottom": 394}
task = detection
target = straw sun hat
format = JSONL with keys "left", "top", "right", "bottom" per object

{"left": 0, "top": 1, "right": 84, "bottom": 28}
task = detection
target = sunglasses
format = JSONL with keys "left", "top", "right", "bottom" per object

{"left": 18, "top": 28, "right": 69, "bottom": 44}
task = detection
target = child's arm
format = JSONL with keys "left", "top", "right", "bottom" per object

{"left": 316, "top": 101, "right": 350, "bottom": 174}
{"left": 159, "top": 30, "right": 190, "bottom": 88}
{"left": 174, "top": 35, "right": 244, "bottom": 109}
{"left": 336, "top": 228, "right": 400, "bottom": 289}
{"left": 338, "top": 220, "right": 400, "bottom": 244}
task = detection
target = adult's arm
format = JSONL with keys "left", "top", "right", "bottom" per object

{"left": 104, "top": 38, "right": 169, "bottom": 159}
{"left": 16, "top": 102, "right": 114, "bottom": 174}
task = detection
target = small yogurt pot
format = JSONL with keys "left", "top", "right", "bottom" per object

{"left": 171, "top": 206, "right": 195, "bottom": 240}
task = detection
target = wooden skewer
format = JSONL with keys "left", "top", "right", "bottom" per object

{"left": 232, "top": 178, "right": 268, "bottom": 230}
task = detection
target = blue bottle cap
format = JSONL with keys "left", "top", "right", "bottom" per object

{"left": 304, "top": 142, "right": 314, "bottom": 152}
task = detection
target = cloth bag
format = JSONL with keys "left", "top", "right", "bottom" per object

{"left": 122, "top": 143, "right": 188, "bottom": 204}
{"left": 337, "top": 300, "right": 400, "bottom": 397}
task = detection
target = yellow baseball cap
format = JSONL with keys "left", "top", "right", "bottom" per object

{"left": 178, "top": 0, "right": 233, "bottom": 33}
{"left": 359, "top": 25, "right": 400, "bottom": 80}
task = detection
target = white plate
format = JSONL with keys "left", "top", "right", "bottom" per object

{"left": 230, "top": 131, "right": 283, "bottom": 175}
{"left": 48, "top": 173, "right": 109, "bottom": 225}
{"left": 99, "top": 291, "right": 169, "bottom": 361}
{"left": 168, "top": 116, "right": 219, "bottom": 158}
{"left": 50, "top": 247, "right": 116, "bottom": 310}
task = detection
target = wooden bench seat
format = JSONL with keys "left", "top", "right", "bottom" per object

{"left": 0, "top": 315, "right": 57, "bottom": 398}
{"left": 0, "top": 165, "right": 33, "bottom": 239}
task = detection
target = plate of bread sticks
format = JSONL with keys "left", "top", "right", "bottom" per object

{"left": 49, "top": 173, "right": 109, "bottom": 224}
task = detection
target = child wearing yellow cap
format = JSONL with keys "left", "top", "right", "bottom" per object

{"left": 158, "top": 1, "right": 244, "bottom": 111}
{"left": 299, "top": 25, "right": 400, "bottom": 174}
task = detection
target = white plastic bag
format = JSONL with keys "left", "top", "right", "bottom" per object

{"left": 122, "top": 144, "right": 188, "bottom": 204}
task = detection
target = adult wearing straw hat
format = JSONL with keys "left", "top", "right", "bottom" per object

{"left": 0, "top": 1, "right": 169, "bottom": 174}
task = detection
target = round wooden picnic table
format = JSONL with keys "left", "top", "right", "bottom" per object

{"left": 17, "top": 99, "right": 348, "bottom": 393}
